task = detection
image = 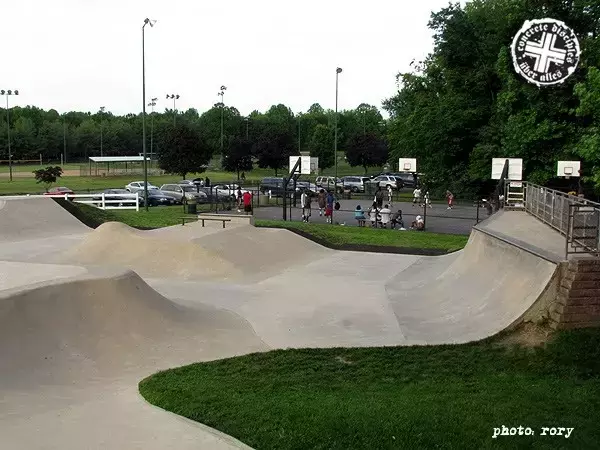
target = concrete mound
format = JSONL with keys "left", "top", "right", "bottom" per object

{"left": 62, "top": 221, "right": 242, "bottom": 280}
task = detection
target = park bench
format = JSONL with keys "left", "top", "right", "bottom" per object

{"left": 180, "top": 216, "right": 231, "bottom": 228}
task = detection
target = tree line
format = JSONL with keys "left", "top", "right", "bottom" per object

{"left": 384, "top": 0, "right": 600, "bottom": 196}
{"left": 0, "top": 101, "right": 389, "bottom": 179}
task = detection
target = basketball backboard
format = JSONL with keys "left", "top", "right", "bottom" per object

{"left": 289, "top": 156, "right": 318, "bottom": 175}
{"left": 491, "top": 158, "right": 523, "bottom": 180}
{"left": 398, "top": 158, "right": 417, "bottom": 172}
{"left": 557, "top": 161, "right": 580, "bottom": 177}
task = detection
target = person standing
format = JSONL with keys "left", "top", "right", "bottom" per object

{"left": 301, "top": 191, "right": 311, "bottom": 223}
{"left": 242, "top": 190, "right": 253, "bottom": 215}
{"left": 317, "top": 189, "right": 326, "bottom": 216}
{"left": 375, "top": 186, "right": 384, "bottom": 209}
{"left": 236, "top": 187, "right": 243, "bottom": 213}
{"left": 325, "top": 190, "right": 335, "bottom": 223}
{"left": 424, "top": 191, "right": 432, "bottom": 208}
{"left": 387, "top": 184, "right": 394, "bottom": 207}
{"left": 412, "top": 186, "right": 422, "bottom": 207}
{"left": 446, "top": 190, "right": 454, "bottom": 210}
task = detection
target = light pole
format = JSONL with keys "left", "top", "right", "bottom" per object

{"left": 63, "top": 115, "right": 67, "bottom": 164}
{"left": 1, "top": 89, "right": 18, "bottom": 182}
{"left": 99, "top": 106, "right": 105, "bottom": 157}
{"left": 218, "top": 86, "right": 226, "bottom": 158}
{"left": 244, "top": 117, "right": 249, "bottom": 140}
{"left": 142, "top": 17, "right": 156, "bottom": 212}
{"left": 334, "top": 67, "right": 342, "bottom": 224}
{"left": 166, "top": 94, "right": 179, "bottom": 126}
{"left": 148, "top": 97, "right": 157, "bottom": 159}
{"left": 297, "top": 113, "right": 301, "bottom": 153}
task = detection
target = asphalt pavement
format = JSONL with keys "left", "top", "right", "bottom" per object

{"left": 252, "top": 199, "right": 484, "bottom": 235}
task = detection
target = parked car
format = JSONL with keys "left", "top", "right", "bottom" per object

{"left": 340, "top": 176, "right": 371, "bottom": 193}
{"left": 384, "top": 172, "right": 416, "bottom": 188}
{"left": 315, "top": 176, "right": 344, "bottom": 193}
{"left": 367, "top": 175, "right": 400, "bottom": 190}
{"left": 125, "top": 181, "right": 159, "bottom": 193}
{"left": 139, "top": 189, "right": 176, "bottom": 207}
{"left": 160, "top": 184, "right": 208, "bottom": 203}
{"left": 178, "top": 180, "right": 196, "bottom": 186}
{"left": 294, "top": 181, "right": 318, "bottom": 196}
{"left": 92, "top": 189, "right": 138, "bottom": 207}
{"left": 44, "top": 187, "right": 74, "bottom": 197}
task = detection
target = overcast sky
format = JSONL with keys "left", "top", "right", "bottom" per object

{"left": 1, "top": 0, "right": 460, "bottom": 117}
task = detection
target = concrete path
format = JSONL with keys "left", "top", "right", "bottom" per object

{"left": 0, "top": 198, "right": 563, "bottom": 449}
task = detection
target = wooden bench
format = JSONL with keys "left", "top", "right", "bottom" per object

{"left": 180, "top": 216, "right": 231, "bottom": 228}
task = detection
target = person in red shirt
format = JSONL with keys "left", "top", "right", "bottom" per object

{"left": 242, "top": 190, "right": 253, "bottom": 215}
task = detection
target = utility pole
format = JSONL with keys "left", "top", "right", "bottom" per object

{"left": 63, "top": 117, "right": 67, "bottom": 164}
{"left": 142, "top": 18, "right": 156, "bottom": 212}
{"left": 1, "top": 89, "right": 19, "bottom": 182}
{"left": 333, "top": 68, "right": 342, "bottom": 224}
{"left": 148, "top": 97, "right": 157, "bottom": 159}
{"left": 218, "top": 85, "right": 227, "bottom": 159}
{"left": 99, "top": 106, "right": 106, "bottom": 157}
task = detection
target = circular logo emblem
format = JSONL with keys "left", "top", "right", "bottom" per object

{"left": 511, "top": 18, "right": 580, "bottom": 86}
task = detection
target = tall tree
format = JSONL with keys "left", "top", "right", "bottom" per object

{"left": 157, "top": 123, "right": 211, "bottom": 179}
{"left": 345, "top": 133, "right": 388, "bottom": 174}
{"left": 222, "top": 136, "right": 253, "bottom": 180}
{"left": 308, "top": 124, "right": 334, "bottom": 170}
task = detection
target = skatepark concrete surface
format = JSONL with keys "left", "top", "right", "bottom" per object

{"left": 0, "top": 197, "right": 565, "bottom": 449}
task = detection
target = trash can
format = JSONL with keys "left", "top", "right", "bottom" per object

{"left": 186, "top": 197, "right": 197, "bottom": 214}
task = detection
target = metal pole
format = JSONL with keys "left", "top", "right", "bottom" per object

{"left": 298, "top": 114, "right": 301, "bottom": 153}
{"left": 6, "top": 95, "right": 12, "bottom": 182}
{"left": 220, "top": 99, "right": 224, "bottom": 155}
{"left": 150, "top": 106, "right": 154, "bottom": 156}
{"left": 142, "top": 22, "right": 149, "bottom": 211}
{"left": 63, "top": 119, "right": 67, "bottom": 164}
{"left": 173, "top": 97, "right": 176, "bottom": 126}
{"left": 333, "top": 67, "right": 342, "bottom": 224}
{"left": 100, "top": 117, "right": 103, "bottom": 157}
{"left": 246, "top": 118, "right": 249, "bottom": 140}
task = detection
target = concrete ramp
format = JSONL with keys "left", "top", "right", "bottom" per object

{"left": 386, "top": 225, "right": 559, "bottom": 344}
{"left": 0, "top": 197, "right": 89, "bottom": 242}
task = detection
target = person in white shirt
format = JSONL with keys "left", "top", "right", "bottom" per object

{"left": 379, "top": 204, "right": 392, "bottom": 228}
{"left": 424, "top": 191, "right": 432, "bottom": 208}
{"left": 387, "top": 185, "right": 393, "bottom": 207}
{"left": 411, "top": 215, "right": 425, "bottom": 231}
{"left": 368, "top": 202, "right": 380, "bottom": 228}
{"left": 412, "top": 187, "right": 422, "bottom": 206}
{"left": 301, "top": 191, "right": 311, "bottom": 223}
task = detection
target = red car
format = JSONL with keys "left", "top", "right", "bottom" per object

{"left": 44, "top": 187, "right": 74, "bottom": 197}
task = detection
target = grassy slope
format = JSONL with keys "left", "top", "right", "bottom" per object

{"left": 255, "top": 220, "right": 468, "bottom": 251}
{"left": 139, "top": 329, "right": 600, "bottom": 450}
{"left": 65, "top": 204, "right": 467, "bottom": 251}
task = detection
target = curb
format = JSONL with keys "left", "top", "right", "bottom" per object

{"left": 261, "top": 226, "right": 455, "bottom": 256}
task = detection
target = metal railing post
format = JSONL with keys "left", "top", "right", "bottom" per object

{"left": 102, "top": 193, "right": 105, "bottom": 210}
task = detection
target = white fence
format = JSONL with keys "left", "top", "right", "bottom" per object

{"left": 1, "top": 193, "right": 140, "bottom": 211}
{"left": 67, "top": 193, "right": 140, "bottom": 211}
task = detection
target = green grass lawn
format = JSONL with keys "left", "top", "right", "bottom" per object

{"left": 255, "top": 220, "right": 468, "bottom": 252}
{"left": 139, "top": 328, "right": 600, "bottom": 450}
{"left": 0, "top": 157, "right": 386, "bottom": 195}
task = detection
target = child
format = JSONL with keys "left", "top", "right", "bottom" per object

{"left": 446, "top": 190, "right": 454, "bottom": 210}
{"left": 368, "top": 202, "right": 380, "bottom": 228}
{"left": 354, "top": 205, "right": 366, "bottom": 227}
{"left": 412, "top": 187, "right": 422, "bottom": 206}
{"left": 424, "top": 191, "right": 432, "bottom": 208}
{"left": 301, "top": 191, "right": 311, "bottom": 223}
{"left": 411, "top": 215, "right": 424, "bottom": 231}
{"left": 325, "top": 190, "right": 334, "bottom": 223}
{"left": 387, "top": 185, "right": 393, "bottom": 207}
{"left": 317, "top": 189, "right": 326, "bottom": 216}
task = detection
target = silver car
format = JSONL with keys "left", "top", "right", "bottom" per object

{"left": 160, "top": 184, "right": 208, "bottom": 203}
{"left": 341, "top": 176, "right": 370, "bottom": 192}
{"left": 125, "top": 181, "right": 159, "bottom": 193}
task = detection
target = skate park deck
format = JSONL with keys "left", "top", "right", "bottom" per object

{"left": 0, "top": 197, "right": 566, "bottom": 449}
